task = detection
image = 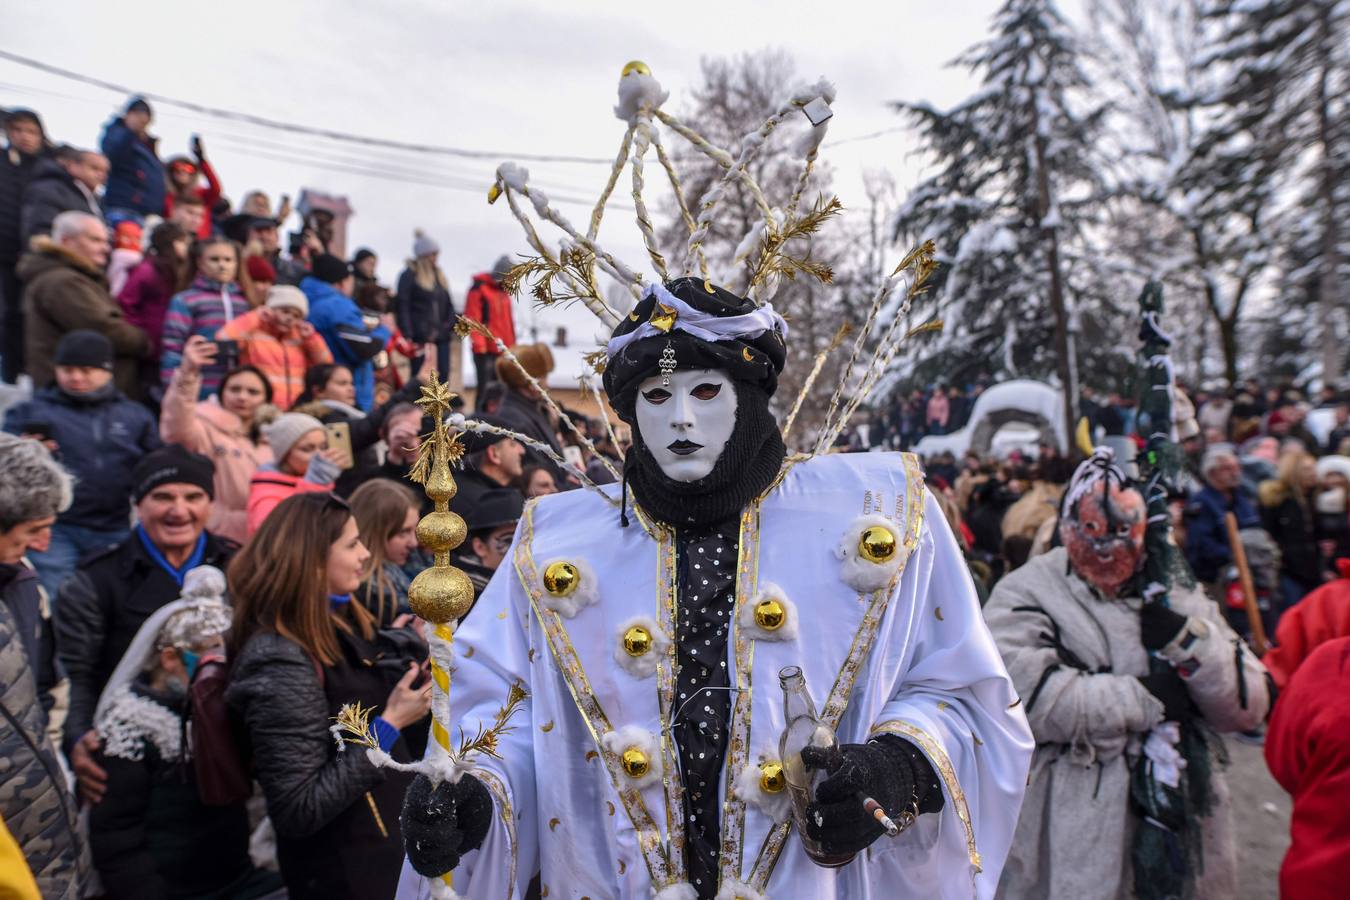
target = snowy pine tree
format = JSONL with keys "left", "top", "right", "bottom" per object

{"left": 1201, "top": 0, "right": 1349, "bottom": 385}
{"left": 890, "top": 0, "right": 1114, "bottom": 440}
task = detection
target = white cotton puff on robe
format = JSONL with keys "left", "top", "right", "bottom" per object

{"left": 397, "top": 452, "right": 1033, "bottom": 899}
{"left": 983, "top": 548, "right": 1271, "bottom": 900}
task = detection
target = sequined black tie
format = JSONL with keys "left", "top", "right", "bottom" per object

{"left": 673, "top": 518, "right": 738, "bottom": 899}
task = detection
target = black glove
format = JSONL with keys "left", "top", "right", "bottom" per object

{"left": 801, "top": 736, "right": 943, "bottom": 856}
{"left": 401, "top": 773, "right": 493, "bottom": 877}
{"left": 1139, "top": 603, "right": 1189, "bottom": 651}
{"left": 1137, "top": 667, "right": 1196, "bottom": 723}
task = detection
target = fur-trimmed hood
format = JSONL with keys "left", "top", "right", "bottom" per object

{"left": 17, "top": 234, "right": 107, "bottom": 283}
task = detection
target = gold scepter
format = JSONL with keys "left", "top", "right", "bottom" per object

{"left": 333, "top": 370, "right": 525, "bottom": 899}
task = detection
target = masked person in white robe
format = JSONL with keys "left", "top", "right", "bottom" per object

{"left": 984, "top": 449, "right": 1271, "bottom": 900}
{"left": 394, "top": 277, "right": 1034, "bottom": 899}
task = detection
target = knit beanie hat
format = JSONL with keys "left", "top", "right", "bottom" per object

{"left": 132, "top": 445, "right": 215, "bottom": 503}
{"left": 491, "top": 254, "right": 514, "bottom": 282}
{"left": 54, "top": 330, "right": 114, "bottom": 370}
{"left": 263, "top": 413, "right": 326, "bottom": 464}
{"left": 311, "top": 254, "right": 351, "bottom": 285}
{"left": 246, "top": 254, "right": 276, "bottom": 284}
{"left": 265, "top": 284, "right": 308, "bottom": 315}
{"left": 494, "top": 344, "right": 554, "bottom": 391}
{"left": 413, "top": 229, "right": 439, "bottom": 258}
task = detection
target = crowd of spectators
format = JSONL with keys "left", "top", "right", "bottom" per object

{"left": 0, "top": 97, "right": 631, "bottom": 898}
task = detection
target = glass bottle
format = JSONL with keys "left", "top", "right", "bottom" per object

{"left": 778, "top": 665, "right": 856, "bottom": 867}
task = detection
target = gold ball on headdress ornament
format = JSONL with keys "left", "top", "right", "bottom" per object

{"left": 622, "top": 625, "right": 653, "bottom": 657}
{"left": 407, "top": 567, "right": 475, "bottom": 624}
{"left": 620, "top": 746, "right": 650, "bottom": 778}
{"left": 621, "top": 60, "right": 652, "bottom": 77}
{"left": 759, "top": 761, "right": 787, "bottom": 793}
{"left": 859, "top": 525, "right": 898, "bottom": 563}
{"left": 416, "top": 511, "right": 466, "bottom": 554}
{"left": 753, "top": 599, "right": 786, "bottom": 631}
{"left": 542, "top": 561, "right": 581, "bottom": 597}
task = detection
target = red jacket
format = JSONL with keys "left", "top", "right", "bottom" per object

{"left": 163, "top": 158, "right": 222, "bottom": 239}
{"left": 246, "top": 469, "right": 331, "bottom": 536}
{"left": 1262, "top": 569, "right": 1350, "bottom": 688}
{"left": 1266, "top": 636, "right": 1350, "bottom": 900}
{"left": 463, "top": 273, "right": 514, "bottom": 355}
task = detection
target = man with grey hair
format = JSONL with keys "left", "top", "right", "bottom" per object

{"left": 1184, "top": 445, "right": 1262, "bottom": 584}
{"left": 17, "top": 209, "right": 148, "bottom": 395}
{"left": 0, "top": 433, "right": 91, "bottom": 899}
{"left": 20, "top": 146, "right": 107, "bottom": 245}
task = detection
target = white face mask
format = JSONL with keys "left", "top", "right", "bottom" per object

{"left": 635, "top": 368, "right": 737, "bottom": 482}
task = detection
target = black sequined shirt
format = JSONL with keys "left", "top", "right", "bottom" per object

{"left": 672, "top": 518, "right": 738, "bottom": 899}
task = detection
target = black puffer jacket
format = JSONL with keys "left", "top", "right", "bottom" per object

{"left": 394, "top": 267, "right": 454, "bottom": 344}
{"left": 0, "top": 146, "right": 44, "bottom": 263}
{"left": 225, "top": 622, "right": 421, "bottom": 899}
{"left": 20, "top": 158, "right": 100, "bottom": 245}
{"left": 0, "top": 573, "right": 90, "bottom": 900}
{"left": 55, "top": 530, "right": 238, "bottom": 752}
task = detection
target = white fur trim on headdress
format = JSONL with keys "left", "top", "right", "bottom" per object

{"left": 614, "top": 72, "right": 670, "bottom": 123}
{"left": 600, "top": 725, "right": 663, "bottom": 790}
{"left": 97, "top": 686, "right": 185, "bottom": 762}
{"left": 737, "top": 582, "right": 798, "bottom": 643}
{"left": 605, "top": 282, "right": 789, "bottom": 360}
{"left": 837, "top": 514, "right": 909, "bottom": 594}
{"left": 537, "top": 557, "right": 599, "bottom": 619}
{"left": 654, "top": 884, "right": 698, "bottom": 900}
{"left": 613, "top": 615, "right": 670, "bottom": 678}
{"left": 732, "top": 755, "right": 792, "bottom": 821}
{"left": 715, "top": 880, "right": 768, "bottom": 900}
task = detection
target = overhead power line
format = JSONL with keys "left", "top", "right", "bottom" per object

{"left": 0, "top": 48, "right": 614, "bottom": 165}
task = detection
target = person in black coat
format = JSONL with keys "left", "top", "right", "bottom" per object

{"left": 225, "top": 492, "right": 430, "bottom": 900}
{"left": 19, "top": 147, "right": 106, "bottom": 246}
{"left": 4, "top": 331, "right": 162, "bottom": 598}
{"left": 89, "top": 568, "right": 280, "bottom": 900}
{"left": 1259, "top": 450, "right": 1327, "bottom": 612}
{"left": 55, "top": 446, "right": 235, "bottom": 804}
{"left": 395, "top": 231, "right": 456, "bottom": 377}
{"left": 1, "top": 107, "right": 51, "bottom": 383}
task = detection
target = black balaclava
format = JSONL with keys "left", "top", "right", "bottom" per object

{"left": 604, "top": 278, "right": 788, "bottom": 528}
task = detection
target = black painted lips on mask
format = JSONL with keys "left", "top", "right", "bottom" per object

{"left": 624, "top": 382, "right": 785, "bottom": 529}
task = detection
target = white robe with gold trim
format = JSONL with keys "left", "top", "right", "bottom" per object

{"left": 397, "top": 452, "right": 1033, "bottom": 899}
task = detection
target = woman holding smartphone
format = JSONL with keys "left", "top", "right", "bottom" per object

{"left": 245, "top": 412, "right": 350, "bottom": 535}
{"left": 226, "top": 492, "right": 430, "bottom": 899}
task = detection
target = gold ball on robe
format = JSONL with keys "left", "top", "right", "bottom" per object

{"left": 753, "top": 599, "right": 786, "bottom": 631}
{"left": 620, "top": 747, "right": 650, "bottom": 778}
{"left": 622, "top": 626, "right": 653, "bottom": 657}
{"left": 621, "top": 60, "right": 652, "bottom": 77}
{"left": 858, "top": 525, "right": 898, "bottom": 563}
{"left": 407, "top": 566, "right": 475, "bottom": 625}
{"left": 543, "top": 561, "right": 581, "bottom": 597}
{"left": 759, "top": 762, "right": 787, "bottom": 793}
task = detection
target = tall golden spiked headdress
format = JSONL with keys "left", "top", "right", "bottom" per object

{"left": 486, "top": 61, "right": 937, "bottom": 461}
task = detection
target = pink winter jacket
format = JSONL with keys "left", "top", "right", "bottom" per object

{"left": 159, "top": 366, "right": 271, "bottom": 544}
{"left": 246, "top": 469, "right": 331, "bottom": 536}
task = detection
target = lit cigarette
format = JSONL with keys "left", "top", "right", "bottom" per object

{"left": 861, "top": 795, "right": 900, "bottom": 836}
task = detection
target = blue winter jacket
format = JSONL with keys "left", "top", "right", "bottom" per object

{"left": 99, "top": 118, "right": 166, "bottom": 217}
{"left": 3, "top": 385, "right": 162, "bottom": 531}
{"left": 1183, "top": 484, "right": 1261, "bottom": 583}
{"left": 302, "top": 276, "right": 390, "bottom": 411}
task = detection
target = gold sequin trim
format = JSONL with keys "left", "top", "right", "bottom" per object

{"left": 513, "top": 500, "right": 676, "bottom": 888}
{"left": 869, "top": 719, "right": 981, "bottom": 872}
{"left": 474, "top": 769, "right": 520, "bottom": 898}
{"left": 749, "top": 453, "right": 926, "bottom": 890}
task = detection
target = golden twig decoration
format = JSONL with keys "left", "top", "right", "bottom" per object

{"left": 333, "top": 702, "right": 381, "bottom": 751}
{"left": 745, "top": 195, "right": 844, "bottom": 290}
{"left": 408, "top": 378, "right": 465, "bottom": 486}
{"left": 500, "top": 248, "right": 607, "bottom": 312}
{"left": 456, "top": 681, "right": 529, "bottom": 760}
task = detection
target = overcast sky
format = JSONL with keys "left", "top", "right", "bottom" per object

{"left": 4, "top": 0, "right": 1051, "bottom": 360}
